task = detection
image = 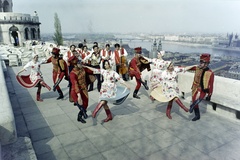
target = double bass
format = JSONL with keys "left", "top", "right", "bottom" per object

{"left": 119, "top": 55, "right": 128, "bottom": 75}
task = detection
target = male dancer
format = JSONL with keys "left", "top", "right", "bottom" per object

{"left": 46, "top": 47, "right": 68, "bottom": 100}
{"left": 190, "top": 53, "right": 214, "bottom": 121}
{"left": 68, "top": 56, "right": 88, "bottom": 123}
{"left": 128, "top": 47, "right": 149, "bottom": 99}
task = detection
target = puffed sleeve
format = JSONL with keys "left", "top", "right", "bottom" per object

{"left": 175, "top": 66, "right": 185, "bottom": 73}
{"left": 93, "top": 68, "right": 101, "bottom": 74}
{"left": 23, "top": 61, "right": 31, "bottom": 71}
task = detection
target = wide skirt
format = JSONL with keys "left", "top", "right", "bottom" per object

{"left": 16, "top": 75, "right": 41, "bottom": 88}
{"left": 150, "top": 85, "right": 173, "bottom": 102}
{"left": 100, "top": 85, "right": 130, "bottom": 105}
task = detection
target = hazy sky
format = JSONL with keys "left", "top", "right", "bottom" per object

{"left": 13, "top": 0, "right": 240, "bottom": 34}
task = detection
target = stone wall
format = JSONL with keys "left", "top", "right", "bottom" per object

{"left": 0, "top": 59, "right": 17, "bottom": 145}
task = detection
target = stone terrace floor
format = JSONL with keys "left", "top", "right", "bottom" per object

{"left": 2, "top": 63, "right": 240, "bottom": 160}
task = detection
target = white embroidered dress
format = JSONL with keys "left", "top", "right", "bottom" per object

{"left": 23, "top": 60, "right": 45, "bottom": 83}
{"left": 94, "top": 69, "right": 130, "bottom": 102}
{"left": 160, "top": 67, "right": 185, "bottom": 101}
{"left": 148, "top": 58, "right": 170, "bottom": 90}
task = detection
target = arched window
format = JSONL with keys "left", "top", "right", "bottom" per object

{"left": 37, "top": 28, "right": 40, "bottom": 40}
{"left": 31, "top": 28, "right": 36, "bottom": 39}
{"left": 25, "top": 28, "right": 29, "bottom": 40}
{"left": 3, "top": 0, "right": 9, "bottom": 12}
{"left": 9, "top": 25, "right": 19, "bottom": 46}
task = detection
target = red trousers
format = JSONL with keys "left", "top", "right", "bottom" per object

{"left": 129, "top": 70, "right": 141, "bottom": 90}
{"left": 192, "top": 88, "right": 207, "bottom": 109}
{"left": 52, "top": 71, "right": 60, "bottom": 91}
{"left": 71, "top": 89, "right": 88, "bottom": 109}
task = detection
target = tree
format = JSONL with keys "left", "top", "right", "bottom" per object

{"left": 52, "top": 13, "right": 63, "bottom": 45}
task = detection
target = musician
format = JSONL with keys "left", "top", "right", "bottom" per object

{"left": 113, "top": 43, "right": 128, "bottom": 81}
{"left": 63, "top": 44, "right": 76, "bottom": 67}
{"left": 128, "top": 47, "right": 149, "bottom": 99}
{"left": 83, "top": 45, "right": 102, "bottom": 92}
{"left": 76, "top": 43, "right": 83, "bottom": 56}
{"left": 81, "top": 45, "right": 91, "bottom": 63}
{"left": 100, "top": 44, "right": 113, "bottom": 68}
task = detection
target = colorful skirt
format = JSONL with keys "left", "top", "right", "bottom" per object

{"left": 16, "top": 75, "right": 41, "bottom": 88}
{"left": 150, "top": 85, "right": 173, "bottom": 102}
{"left": 100, "top": 85, "right": 130, "bottom": 105}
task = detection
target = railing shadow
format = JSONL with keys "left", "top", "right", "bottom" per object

{"left": 5, "top": 67, "right": 63, "bottom": 160}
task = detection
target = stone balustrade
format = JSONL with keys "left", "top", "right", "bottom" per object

{"left": 0, "top": 59, "right": 17, "bottom": 145}
{"left": 178, "top": 71, "right": 240, "bottom": 120}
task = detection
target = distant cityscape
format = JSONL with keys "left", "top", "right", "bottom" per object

{"left": 40, "top": 32, "right": 240, "bottom": 81}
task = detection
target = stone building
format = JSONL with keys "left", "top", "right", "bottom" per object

{"left": 0, "top": 0, "right": 41, "bottom": 46}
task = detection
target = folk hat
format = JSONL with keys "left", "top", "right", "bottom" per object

{"left": 134, "top": 47, "right": 142, "bottom": 54}
{"left": 200, "top": 53, "right": 211, "bottom": 62}
{"left": 51, "top": 47, "right": 60, "bottom": 56}
{"left": 68, "top": 56, "right": 79, "bottom": 65}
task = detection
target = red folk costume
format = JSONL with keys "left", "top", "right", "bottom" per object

{"left": 190, "top": 53, "right": 214, "bottom": 121}
{"left": 128, "top": 47, "right": 149, "bottom": 99}
{"left": 114, "top": 48, "right": 124, "bottom": 67}
{"left": 102, "top": 49, "right": 112, "bottom": 59}
{"left": 68, "top": 56, "right": 88, "bottom": 123}
{"left": 46, "top": 47, "right": 69, "bottom": 100}
{"left": 69, "top": 57, "right": 89, "bottom": 108}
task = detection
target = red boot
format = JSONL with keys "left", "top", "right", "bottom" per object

{"left": 175, "top": 98, "right": 189, "bottom": 112}
{"left": 41, "top": 81, "right": 51, "bottom": 91}
{"left": 166, "top": 104, "right": 172, "bottom": 119}
{"left": 92, "top": 102, "right": 104, "bottom": 118}
{"left": 36, "top": 91, "right": 43, "bottom": 102}
{"left": 104, "top": 108, "right": 113, "bottom": 122}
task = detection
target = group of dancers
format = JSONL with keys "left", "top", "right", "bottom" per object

{"left": 16, "top": 43, "right": 214, "bottom": 123}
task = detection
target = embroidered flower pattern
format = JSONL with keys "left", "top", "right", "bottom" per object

{"left": 99, "top": 69, "right": 122, "bottom": 100}
{"left": 160, "top": 67, "right": 185, "bottom": 99}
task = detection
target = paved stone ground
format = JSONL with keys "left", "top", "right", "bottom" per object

{"left": 2, "top": 63, "right": 240, "bottom": 160}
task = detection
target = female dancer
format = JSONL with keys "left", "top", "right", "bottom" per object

{"left": 84, "top": 60, "right": 130, "bottom": 122}
{"left": 142, "top": 51, "right": 170, "bottom": 100}
{"left": 151, "top": 61, "right": 196, "bottom": 119}
{"left": 17, "top": 52, "right": 51, "bottom": 102}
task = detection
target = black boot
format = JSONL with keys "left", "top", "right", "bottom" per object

{"left": 97, "top": 83, "right": 101, "bottom": 92}
{"left": 77, "top": 103, "right": 88, "bottom": 119}
{"left": 189, "top": 98, "right": 203, "bottom": 113}
{"left": 141, "top": 79, "right": 149, "bottom": 90}
{"left": 122, "top": 74, "right": 127, "bottom": 81}
{"left": 88, "top": 83, "right": 93, "bottom": 92}
{"left": 133, "top": 90, "right": 140, "bottom": 99}
{"left": 77, "top": 111, "right": 86, "bottom": 123}
{"left": 192, "top": 108, "right": 200, "bottom": 121}
{"left": 57, "top": 90, "right": 64, "bottom": 100}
